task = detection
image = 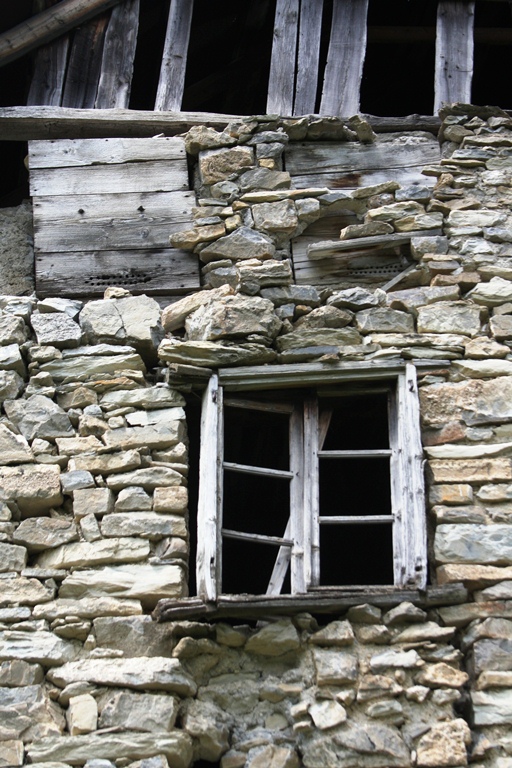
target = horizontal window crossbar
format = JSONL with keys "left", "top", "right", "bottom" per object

{"left": 319, "top": 515, "right": 393, "bottom": 525}
{"left": 222, "top": 529, "right": 293, "bottom": 547}
{"left": 318, "top": 449, "right": 392, "bottom": 458}
{"left": 224, "top": 398, "right": 294, "bottom": 414}
{"left": 223, "top": 461, "right": 293, "bottom": 479}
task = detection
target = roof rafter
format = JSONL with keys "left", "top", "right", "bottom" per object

{"left": 0, "top": 0, "right": 123, "bottom": 68}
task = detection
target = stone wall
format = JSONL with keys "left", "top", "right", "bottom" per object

{"left": 0, "top": 201, "right": 34, "bottom": 297}
{"left": 2, "top": 106, "right": 512, "bottom": 766}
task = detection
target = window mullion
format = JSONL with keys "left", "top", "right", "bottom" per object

{"left": 303, "top": 397, "right": 319, "bottom": 588}
{"left": 196, "top": 374, "right": 223, "bottom": 601}
{"left": 290, "top": 405, "right": 305, "bottom": 594}
{"left": 398, "top": 363, "right": 427, "bottom": 589}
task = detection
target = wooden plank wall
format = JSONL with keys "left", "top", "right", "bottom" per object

{"left": 285, "top": 133, "right": 441, "bottom": 288}
{"left": 29, "top": 137, "right": 199, "bottom": 298}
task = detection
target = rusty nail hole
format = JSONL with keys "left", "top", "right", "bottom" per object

{"left": 138, "top": 206, "right": 145, "bottom": 212}
{"left": 78, "top": 209, "right": 85, "bottom": 214}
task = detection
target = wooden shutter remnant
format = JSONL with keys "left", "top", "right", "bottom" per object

{"left": 435, "top": 0, "right": 475, "bottom": 112}
{"left": 95, "top": 0, "right": 140, "bottom": 109}
{"left": 319, "top": 0, "right": 369, "bottom": 117}
{"left": 155, "top": 0, "right": 195, "bottom": 111}
{"left": 29, "top": 136, "right": 199, "bottom": 298}
{"left": 267, "top": 0, "right": 300, "bottom": 115}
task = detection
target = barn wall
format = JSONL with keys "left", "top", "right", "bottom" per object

{"left": 1, "top": 106, "right": 512, "bottom": 766}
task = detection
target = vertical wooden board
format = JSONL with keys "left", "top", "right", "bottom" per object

{"left": 266, "top": 0, "right": 300, "bottom": 116}
{"left": 294, "top": 0, "right": 324, "bottom": 115}
{"left": 27, "top": 0, "right": 68, "bottom": 106}
{"left": 61, "top": 14, "right": 109, "bottom": 108}
{"left": 28, "top": 137, "right": 186, "bottom": 169}
{"left": 95, "top": 0, "right": 140, "bottom": 109}
{"left": 155, "top": 0, "right": 195, "bottom": 111}
{"left": 290, "top": 407, "right": 306, "bottom": 594}
{"left": 388, "top": 384, "right": 404, "bottom": 588}
{"left": 319, "top": 0, "right": 369, "bottom": 117}
{"left": 196, "top": 375, "right": 222, "bottom": 601}
{"left": 27, "top": 39, "right": 69, "bottom": 106}
{"left": 303, "top": 398, "right": 319, "bottom": 588}
{"left": 434, "top": 1, "right": 475, "bottom": 112}
{"left": 35, "top": 248, "right": 200, "bottom": 297}
{"left": 399, "top": 364, "right": 427, "bottom": 589}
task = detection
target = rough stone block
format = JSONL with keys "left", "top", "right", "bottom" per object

{"left": 98, "top": 690, "right": 177, "bottom": 732}
{"left": 35, "top": 537, "right": 150, "bottom": 569}
{"left": 67, "top": 694, "right": 97, "bottom": 735}
{"left": 0, "top": 464, "right": 62, "bottom": 515}
{"left": 72, "top": 488, "right": 114, "bottom": 518}
{"left": 435, "top": 524, "right": 512, "bottom": 565}
{"left": 428, "top": 459, "right": 512, "bottom": 484}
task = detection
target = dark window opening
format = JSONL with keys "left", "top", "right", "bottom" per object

{"left": 218, "top": 386, "right": 395, "bottom": 595}
{"left": 472, "top": 1, "right": 512, "bottom": 110}
{"left": 320, "top": 523, "right": 393, "bottom": 586}
{"left": 361, "top": 0, "right": 437, "bottom": 116}
{"left": 181, "top": 0, "right": 275, "bottom": 115}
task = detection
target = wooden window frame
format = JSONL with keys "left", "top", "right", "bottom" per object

{"left": 196, "top": 361, "right": 426, "bottom": 602}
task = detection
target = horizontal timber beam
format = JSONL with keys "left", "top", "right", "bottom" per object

{"left": 154, "top": 583, "right": 469, "bottom": 622}
{"left": 0, "top": 0, "right": 123, "bottom": 68}
{"left": 0, "top": 106, "right": 442, "bottom": 141}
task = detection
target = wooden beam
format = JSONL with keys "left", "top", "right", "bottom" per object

{"left": 434, "top": 0, "right": 475, "bottom": 113}
{"left": 155, "top": 0, "right": 195, "bottom": 112}
{"left": 154, "top": 583, "right": 469, "bottom": 622}
{"left": 267, "top": 0, "right": 299, "bottom": 115}
{"left": 27, "top": 0, "right": 69, "bottom": 107}
{"left": 294, "top": 0, "right": 324, "bottom": 115}
{"left": 61, "top": 14, "right": 109, "bottom": 109}
{"left": 0, "top": 0, "right": 123, "bottom": 68}
{"left": 0, "top": 107, "right": 441, "bottom": 141}
{"left": 95, "top": 0, "right": 140, "bottom": 109}
{"left": 320, "top": 0, "right": 369, "bottom": 117}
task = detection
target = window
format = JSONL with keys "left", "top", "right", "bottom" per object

{"left": 196, "top": 361, "right": 426, "bottom": 601}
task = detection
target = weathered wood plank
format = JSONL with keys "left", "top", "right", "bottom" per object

{"left": 286, "top": 136, "right": 441, "bottom": 177}
{"left": 223, "top": 462, "right": 294, "bottom": 480}
{"left": 27, "top": 36, "right": 69, "bottom": 106}
{"left": 289, "top": 407, "right": 305, "bottom": 594}
{"left": 399, "top": 364, "right": 427, "bottom": 589}
{"left": 307, "top": 232, "right": 415, "bottom": 260}
{"left": 35, "top": 248, "right": 200, "bottom": 297}
{"left": 267, "top": 518, "right": 293, "bottom": 596}
{"left": 95, "top": 0, "right": 140, "bottom": 109}
{"left": 294, "top": 0, "right": 324, "bottom": 115}
{"left": 155, "top": 0, "right": 194, "bottom": 111}
{"left": 26, "top": 0, "right": 69, "bottom": 107}
{"left": 319, "top": 515, "right": 393, "bottom": 524}
{"left": 224, "top": 398, "right": 294, "bottom": 414}
{"left": 196, "top": 375, "right": 222, "bottom": 601}
{"left": 0, "top": 0, "right": 122, "bottom": 68}
{"left": 319, "top": 0, "right": 369, "bottom": 116}
{"left": 222, "top": 529, "right": 293, "bottom": 546}
{"left": 30, "top": 160, "right": 188, "bottom": 196}
{"left": 304, "top": 397, "right": 319, "bottom": 588}
{"left": 156, "top": 583, "right": 469, "bottom": 621}
{"left": 33, "top": 190, "right": 193, "bottom": 220}
{"left": 28, "top": 137, "right": 186, "bottom": 169}
{"left": 219, "top": 360, "right": 446, "bottom": 392}
{"left": 33, "top": 209, "right": 193, "bottom": 254}
{"left": 434, "top": 1, "right": 475, "bottom": 113}
{"left": 293, "top": 249, "right": 412, "bottom": 289}
{"left": 0, "top": 107, "right": 441, "bottom": 142}
{"left": 267, "top": 0, "right": 300, "bottom": 115}
{"left": 61, "top": 14, "right": 109, "bottom": 108}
